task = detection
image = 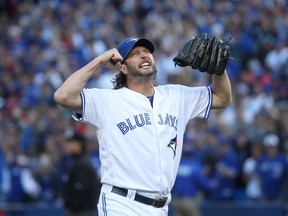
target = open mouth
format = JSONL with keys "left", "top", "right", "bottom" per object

{"left": 140, "top": 61, "right": 151, "bottom": 69}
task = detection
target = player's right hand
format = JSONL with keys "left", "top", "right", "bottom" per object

{"left": 101, "top": 48, "right": 123, "bottom": 69}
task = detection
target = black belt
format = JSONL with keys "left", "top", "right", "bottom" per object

{"left": 111, "top": 186, "right": 168, "bottom": 208}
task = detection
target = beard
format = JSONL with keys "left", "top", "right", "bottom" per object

{"left": 125, "top": 62, "right": 157, "bottom": 80}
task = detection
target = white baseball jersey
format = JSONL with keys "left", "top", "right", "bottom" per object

{"left": 74, "top": 84, "right": 212, "bottom": 195}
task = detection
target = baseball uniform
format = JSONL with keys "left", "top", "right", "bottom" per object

{"left": 73, "top": 84, "right": 212, "bottom": 215}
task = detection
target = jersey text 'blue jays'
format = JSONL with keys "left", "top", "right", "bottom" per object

{"left": 117, "top": 113, "right": 178, "bottom": 135}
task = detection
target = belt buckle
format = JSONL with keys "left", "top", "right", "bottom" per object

{"left": 152, "top": 196, "right": 168, "bottom": 208}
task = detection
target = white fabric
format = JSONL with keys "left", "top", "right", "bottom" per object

{"left": 98, "top": 184, "right": 171, "bottom": 216}
{"left": 242, "top": 158, "right": 262, "bottom": 199}
{"left": 74, "top": 84, "right": 212, "bottom": 194}
{"left": 21, "top": 169, "right": 41, "bottom": 198}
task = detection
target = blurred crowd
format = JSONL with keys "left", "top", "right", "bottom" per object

{"left": 0, "top": 0, "right": 288, "bottom": 213}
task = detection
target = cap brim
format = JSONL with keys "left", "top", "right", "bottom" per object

{"left": 133, "top": 38, "right": 155, "bottom": 54}
{"left": 122, "top": 38, "right": 155, "bottom": 61}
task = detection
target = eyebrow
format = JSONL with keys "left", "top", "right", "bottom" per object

{"left": 131, "top": 47, "right": 150, "bottom": 55}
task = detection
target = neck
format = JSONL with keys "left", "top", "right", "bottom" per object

{"left": 127, "top": 82, "right": 154, "bottom": 96}
{"left": 126, "top": 74, "right": 155, "bottom": 96}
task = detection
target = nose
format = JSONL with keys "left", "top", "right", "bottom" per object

{"left": 140, "top": 50, "right": 148, "bottom": 58}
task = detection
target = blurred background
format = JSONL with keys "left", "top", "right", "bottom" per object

{"left": 0, "top": 0, "right": 287, "bottom": 216}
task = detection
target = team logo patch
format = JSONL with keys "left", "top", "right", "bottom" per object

{"left": 127, "top": 37, "right": 139, "bottom": 43}
{"left": 167, "top": 136, "right": 177, "bottom": 158}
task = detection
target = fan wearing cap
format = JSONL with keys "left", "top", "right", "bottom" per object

{"left": 54, "top": 36, "right": 233, "bottom": 216}
{"left": 257, "top": 133, "right": 287, "bottom": 200}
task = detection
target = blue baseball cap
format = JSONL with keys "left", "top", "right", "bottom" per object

{"left": 118, "top": 37, "right": 155, "bottom": 62}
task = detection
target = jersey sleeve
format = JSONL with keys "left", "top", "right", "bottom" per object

{"left": 72, "top": 88, "right": 111, "bottom": 129}
{"left": 182, "top": 85, "right": 212, "bottom": 120}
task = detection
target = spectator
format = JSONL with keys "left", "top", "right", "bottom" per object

{"left": 242, "top": 142, "right": 263, "bottom": 200}
{"left": 61, "top": 134, "right": 100, "bottom": 216}
{"left": 5, "top": 153, "right": 41, "bottom": 203}
{"left": 34, "top": 153, "right": 60, "bottom": 203}
{"left": 172, "top": 146, "right": 216, "bottom": 216}
{"left": 208, "top": 139, "right": 239, "bottom": 200}
{"left": 257, "top": 133, "right": 287, "bottom": 201}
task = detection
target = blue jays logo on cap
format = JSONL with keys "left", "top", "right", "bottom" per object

{"left": 118, "top": 37, "right": 155, "bottom": 62}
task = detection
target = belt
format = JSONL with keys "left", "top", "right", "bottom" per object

{"left": 111, "top": 186, "right": 168, "bottom": 208}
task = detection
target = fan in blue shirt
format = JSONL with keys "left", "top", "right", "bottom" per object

{"left": 257, "top": 133, "right": 287, "bottom": 200}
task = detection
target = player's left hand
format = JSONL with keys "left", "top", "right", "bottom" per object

{"left": 173, "top": 33, "right": 233, "bottom": 76}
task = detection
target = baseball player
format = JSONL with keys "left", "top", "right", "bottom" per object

{"left": 54, "top": 36, "right": 232, "bottom": 216}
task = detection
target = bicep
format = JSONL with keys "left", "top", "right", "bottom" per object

{"left": 61, "top": 95, "right": 83, "bottom": 114}
{"left": 69, "top": 95, "right": 83, "bottom": 114}
{"left": 54, "top": 89, "right": 83, "bottom": 113}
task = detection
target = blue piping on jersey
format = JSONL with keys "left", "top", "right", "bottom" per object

{"left": 72, "top": 91, "right": 86, "bottom": 121}
{"left": 80, "top": 91, "right": 86, "bottom": 121}
{"left": 204, "top": 86, "right": 212, "bottom": 119}
{"left": 102, "top": 192, "right": 107, "bottom": 216}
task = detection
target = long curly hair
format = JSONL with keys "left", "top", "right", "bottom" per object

{"left": 112, "top": 71, "right": 127, "bottom": 90}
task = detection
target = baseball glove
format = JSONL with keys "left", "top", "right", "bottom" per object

{"left": 173, "top": 33, "right": 233, "bottom": 75}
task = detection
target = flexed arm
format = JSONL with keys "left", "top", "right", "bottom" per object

{"left": 54, "top": 48, "right": 123, "bottom": 113}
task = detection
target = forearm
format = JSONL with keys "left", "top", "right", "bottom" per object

{"left": 60, "top": 57, "right": 102, "bottom": 96}
{"left": 54, "top": 56, "right": 103, "bottom": 109}
{"left": 211, "top": 70, "right": 233, "bottom": 109}
{"left": 54, "top": 48, "right": 123, "bottom": 111}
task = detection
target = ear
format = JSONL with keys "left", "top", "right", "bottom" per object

{"left": 119, "top": 64, "right": 128, "bottom": 75}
